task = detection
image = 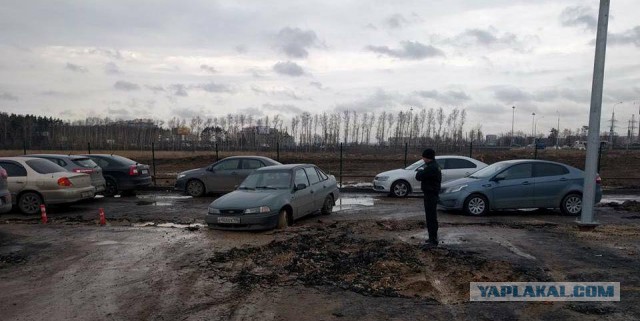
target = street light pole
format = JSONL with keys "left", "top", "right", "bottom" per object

{"left": 511, "top": 106, "right": 516, "bottom": 146}
{"left": 531, "top": 112, "right": 536, "bottom": 141}
{"left": 557, "top": 112, "right": 560, "bottom": 148}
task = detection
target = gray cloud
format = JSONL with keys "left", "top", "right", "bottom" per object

{"left": 415, "top": 89, "right": 471, "bottom": 105}
{"left": 366, "top": 41, "right": 444, "bottom": 60}
{"left": 65, "top": 63, "right": 88, "bottom": 73}
{"left": 494, "top": 86, "right": 590, "bottom": 104}
{"left": 275, "top": 27, "right": 319, "bottom": 58}
{"left": 170, "top": 84, "right": 188, "bottom": 97}
{"left": 309, "top": 81, "right": 324, "bottom": 90}
{"left": 237, "top": 107, "right": 264, "bottom": 117}
{"left": 192, "top": 82, "right": 235, "bottom": 93}
{"left": 87, "top": 48, "right": 123, "bottom": 60}
{"left": 105, "top": 62, "right": 120, "bottom": 74}
{"left": 335, "top": 89, "right": 399, "bottom": 113}
{"left": 609, "top": 26, "right": 640, "bottom": 47}
{"left": 107, "top": 107, "right": 130, "bottom": 117}
{"left": 494, "top": 86, "right": 533, "bottom": 103}
{"left": 273, "top": 61, "right": 305, "bottom": 77}
{"left": 262, "top": 103, "right": 304, "bottom": 114}
{"left": 251, "top": 85, "right": 306, "bottom": 100}
{"left": 200, "top": 64, "right": 217, "bottom": 74}
{"left": 560, "top": 6, "right": 597, "bottom": 31}
{"left": 385, "top": 14, "right": 408, "bottom": 29}
{"left": 113, "top": 80, "right": 140, "bottom": 91}
{"left": 145, "top": 85, "right": 165, "bottom": 94}
{"left": 0, "top": 92, "right": 19, "bottom": 101}
{"left": 448, "top": 28, "right": 519, "bottom": 47}
{"left": 235, "top": 45, "right": 248, "bottom": 54}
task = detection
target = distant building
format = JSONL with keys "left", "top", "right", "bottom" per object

{"left": 485, "top": 134, "right": 498, "bottom": 146}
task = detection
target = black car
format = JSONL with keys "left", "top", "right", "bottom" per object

{"left": 81, "top": 154, "right": 152, "bottom": 196}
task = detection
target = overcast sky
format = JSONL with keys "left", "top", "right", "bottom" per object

{"left": 1, "top": 0, "right": 639, "bottom": 135}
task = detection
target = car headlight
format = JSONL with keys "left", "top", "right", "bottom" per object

{"left": 375, "top": 176, "right": 389, "bottom": 181}
{"left": 208, "top": 207, "right": 220, "bottom": 214}
{"left": 446, "top": 184, "right": 468, "bottom": 193}
{"left": 178, "top": 174, "right": 186, "bottom": 179}
{"left": 244, "top": 206, "right": 271, "bottom": 214}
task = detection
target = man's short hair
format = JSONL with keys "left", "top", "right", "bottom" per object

{"left": 422, "top": 148, "right": 436, "bottom": 159}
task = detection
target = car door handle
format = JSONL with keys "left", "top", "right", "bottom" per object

{"left": 310, "top": 190, "right": 314, "bottom": 194}
{"left": 559, "top": 178, "right": 567, "bottom": 181}
{"left": 16, "top": 181, "right": 25, "bottom": 184}
{"left": 522, "top": 181, "right": 530, "bottom": 185}
{"left": 230, "top": 172, "right": 238, "bottom": 175}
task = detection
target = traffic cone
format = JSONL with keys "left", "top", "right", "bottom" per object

{"left": 99, "top": 208, "right": 106, "bottom": 226}
{"left": 40, "top": 204, "right": 48, "bottom": 224}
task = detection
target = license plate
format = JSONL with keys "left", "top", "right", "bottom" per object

{"left": 142, "top": 169, "right": 149, "bottom": 175}
{"left": 81, "top": 192, "right": 92, "bottom": 198}
{"left": 217, "top": 217, "right": 240, "bottom": 224}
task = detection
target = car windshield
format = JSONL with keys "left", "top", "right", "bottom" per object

{"left": 468, "top": 162, "right": 512, "bottom": 178}
{"left": 405, "top": 159, "right": 425, "bottom": 170}
{"left": 239, "top": 171, "right": 292, "bottom": 190}
{"left": 72, "top": 158, "right": 99, "bottom": 168}
{"left": 25, "top": 159, "right": 67, "bottom": 174}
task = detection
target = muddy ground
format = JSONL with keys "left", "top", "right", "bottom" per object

{"left": 1, "top": 192, "right": 639, "bottom": 320}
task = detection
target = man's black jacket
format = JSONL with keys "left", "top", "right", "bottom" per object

{"left": 415, "top": 160, "right": 442, "bottom": 195}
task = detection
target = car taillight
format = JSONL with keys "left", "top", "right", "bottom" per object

{"left": 58, "top": 177, "right": 73, "bottom": 187}
{"left": 596, "top": 175, "right": 601, "bottom": 185}
{"left": 129, "top": 165, "right": 139, "bottom": 176}
{"left": 0, "top": 168, "right": 6, "bottom": 179}
{"left": 73, "top": 168, "right": 94, "bottom": 174}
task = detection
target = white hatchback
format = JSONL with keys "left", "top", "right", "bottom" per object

{"left": 372, "top": 155, "right": 488, "bottom": 197}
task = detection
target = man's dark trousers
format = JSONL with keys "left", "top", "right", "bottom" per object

{"left": 424, "top": 193, "right": 438, "bottom": 243}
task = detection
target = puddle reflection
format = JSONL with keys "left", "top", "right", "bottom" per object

{"left": 334, "top": 195, "right": 376, "bottom": 212}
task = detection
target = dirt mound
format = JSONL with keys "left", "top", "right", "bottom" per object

{"left": 205, "top": 225, "right": 550, "bottom": 303}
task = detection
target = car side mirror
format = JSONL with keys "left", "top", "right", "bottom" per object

{"left": 294, "top": 183, "right": 307, "bottom": 191}
{"left": 492, "top": 175, "right": 505, "bottom": 182}
{"left": 207, "top": 166, "right": 215, "bottom": 172}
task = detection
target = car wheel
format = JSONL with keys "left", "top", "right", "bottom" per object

{"left": 276, "top": 209, "right": 290, "bottom": 229}
{"left": 104, "top": 178, "right": 118, "bottom": 197}
{"left": 464, "top": 194, "right": 489, "bottom": 216}
{"left": 186, "top": 179, "right": 205, "bottom": 197}
{"left": 390, "top": 180, "right": 410, "bottom": 198}
{"left": 561, "top": 193, "right": 582, "bottom": 215}
{"left": 321, "top": 195, "right": 334, "bottom": 215}
{"left": 18, "top": 192, "right": 43, "bottom": 215}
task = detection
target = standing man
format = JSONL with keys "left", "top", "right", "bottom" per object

{"left": 415, "top": 148, "right": 442, "bottom": 247}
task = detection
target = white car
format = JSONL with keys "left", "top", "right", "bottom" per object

{"left": 372, "top": 155, "right": 488, "bottom": 197}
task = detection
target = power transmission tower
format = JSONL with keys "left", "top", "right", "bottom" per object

{"left": 608, "top": 110, "right": 616, "bottom": 148}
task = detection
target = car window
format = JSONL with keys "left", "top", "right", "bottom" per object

{"left": 304, "top": 167, "right": 320, "bottom": 185}
{"left": 0, "top": 162, "right": 27, "bottom": 176}
{"left": 26, "top": 159, "right": 67, "bottom": 174}
{"left": 73, "top": 158, "right": 99, "bottom": 168}
{"left": 242, "top": 159, "right": 264, "bottom": 170}
{"left": 534, "top": 163, "right": 569, "bottom": 177}
{"left": 436, "top": 159, "right": 445, "bottom": 168}
{"left": 445, "top": 158, "right": 476, "bottom": 169}
{"left": 213, "top": 159, "right": 240, "bottom": 171}
{"left": 294, "top": 169, "right": 309, "bottom": 187}
{"left": 316, "top": 167, "right": 329, "bottom": 181}
{"left": 499, "top": 163, "right": 532, "bottom": 180}
{"left": 92, "top": 157, "right": 110, "bottom": 168}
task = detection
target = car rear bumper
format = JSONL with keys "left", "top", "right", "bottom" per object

{"left": 205, "top": 212, "right": 280, "bottom": 231}
{"left": 42, "top": 187, "right": 96, "bottom": 204}
{"left": 119, "top": 176, "right": 152, "bottom": 191}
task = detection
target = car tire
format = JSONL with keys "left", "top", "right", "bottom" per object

{"left": 104, "top": 178, "right": 118, "bottom": 197}
{"left": 463, "top": 194, "right": 489, "bottom": 216}
{"left": 390, "top": 180, "right": 410, "bottom": 198}
{"left": 276, "top": 208, "right": 290, "bottom": 229}
{"left": 18, "top": 192, "right": 43, "bottom": 215}
{"left": 186, "top": 179, "right": 205, "bottom": 197}
{"left": 560, "top": 193, "right": 582, "bottom": 215}
{"left": 321, "top": 195, "right": 334, "bottom": 215}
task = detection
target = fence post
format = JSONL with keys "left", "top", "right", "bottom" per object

{"left": 339, "top": 143, "right": 343, "bottom": 188}
{"left": 23, "top": 140, "right": 26, "bottom": 155}
{"left": 277, "top": 142, "right": 280, "bottom": 162}
{"left": 404, "top": 143, "right": 408, "bottom": 168}
{"left": 152, "top": 142, "right": 157, "bottom": 186}
{"left": 215, "top": 143, "right": 219, "bottom": 161}
{"left": 469, "top": 142, "right": 473, "bottom": 158}
{"left": 88, "top": 142, "right": 91, "bottom": 154}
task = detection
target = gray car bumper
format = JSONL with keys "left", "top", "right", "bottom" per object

{"left": 205, "top": 212, "right": 280, "bottom": 231}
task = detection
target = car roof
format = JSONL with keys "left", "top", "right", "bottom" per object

{"left": 222, "top": 155, "right": 279, "bottom": 161}
{"left": 27, "top": 154, "right": 90, "bottom": 160}
{"left": 0, "top": 156, "right": 48, "bottom": 162}
{"left": 256, "top": 164, "right": 313, "bottom": 171}
{"left": 494, "top": 159, "right": 573, "bottom": 167}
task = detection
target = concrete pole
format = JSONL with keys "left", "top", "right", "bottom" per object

{"left": 511, "top": 106, "right": 515, "bottom": 146}
{"left": 579, "top": 0, "right": 610, "bottom": 228}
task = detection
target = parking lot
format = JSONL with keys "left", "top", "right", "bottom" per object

{"left": 1, "top": 190, "right": 640, "bottom": 320}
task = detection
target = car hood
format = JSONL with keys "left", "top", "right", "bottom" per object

{"left": 376, "top": 168, "right": 409, "bottom": 178}
{"left": 179, "top": 168, "right": 205, "bottom": 177}
{"left": 441, "top": 176, "right": 480, "bottom": 188}
{"left": 211, "top": 189, "right": 289, "bottom": 208}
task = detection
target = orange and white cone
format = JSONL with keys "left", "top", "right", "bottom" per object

{"left": 40, "top": 204, "right": 48, "bottom": 224}
{"left": 99, "top": 208, "right": 106, "bottom": 226}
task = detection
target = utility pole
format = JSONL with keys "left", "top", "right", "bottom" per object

{"left": 511, "top": 106, "right": 516, "bottom": 146}
{"left": 557, "top": 113, "right": 560, "bottom": 148}
{"left": 580, "top": 0, "right": 610, "bottom": 229}
{"left": 608, "top": 109, "right": 616, "bottom": 149}
{"left": 531, "top": 112, "right": 536, "bottom": 142}
{"left": 631, "top": 114, "right": 637, "bottom": 143}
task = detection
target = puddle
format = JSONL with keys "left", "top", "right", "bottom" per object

{"left": 333, "top": 196, "right": 375, "bottom": 211}
{"left": 339, "top": 182, "right": 373, "bottom": 189}
{"left": 94, "top": 195, "right": 105, "bottom": 199}
{"left": 600, "top": 194, "right": 640, "bottom": 204}
{"left": 135, "top": 200, "right": 172, "bottom": 206}
{"left": 398, "top": 231, "right": 467, "bottom": 245}
{"left": 137, "top": 195, "right": 193, "bottom": 200}
{"left": 132, "top": 222, "right": 205, "bottom": 229}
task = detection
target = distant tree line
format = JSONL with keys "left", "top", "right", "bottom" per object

{"left": 1, "top": 108, "right": 596, "bottom": 151}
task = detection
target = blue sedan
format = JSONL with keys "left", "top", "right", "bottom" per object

{"left": 438, "top": 159, "right": 602, "bottom": 215}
